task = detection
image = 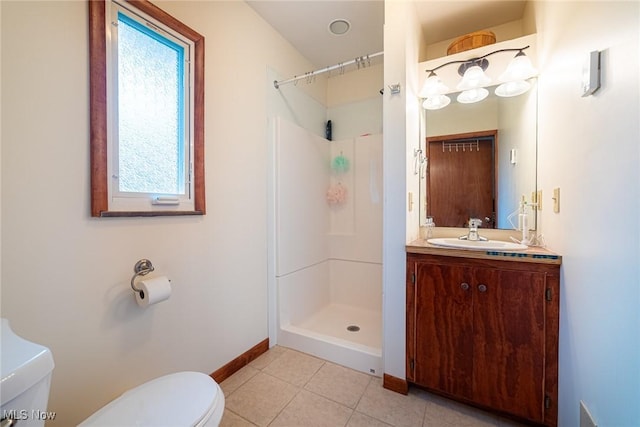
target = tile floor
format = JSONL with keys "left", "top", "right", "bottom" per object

{"left": 219, "top": 346, "right": 526, "bottom": 427}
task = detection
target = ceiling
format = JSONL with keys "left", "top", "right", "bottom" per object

{"left": 246, "top": 1, "right": 527, "bottom": 68}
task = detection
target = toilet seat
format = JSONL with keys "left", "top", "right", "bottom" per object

{"left": 79, "top": 371, "right": 224, "bottom": 427}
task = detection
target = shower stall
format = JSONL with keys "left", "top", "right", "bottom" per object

{"left": 271, "top": 116, "right": 383, "bottom": 376}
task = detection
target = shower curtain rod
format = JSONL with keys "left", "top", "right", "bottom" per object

{"left": 273, "top": 51, "right": 384, "bottom": 89}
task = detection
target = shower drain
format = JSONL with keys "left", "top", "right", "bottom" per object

{"left": 346, "top": 325, "right": 360, "bottom": 332}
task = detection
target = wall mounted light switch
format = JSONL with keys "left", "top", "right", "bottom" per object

{"left": 537, "top": 190, "right": 543, "bottom": 210}
{"left": 553, "top": 188, "right": 560, "bottom": 213}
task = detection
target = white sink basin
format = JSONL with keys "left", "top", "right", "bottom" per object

{"left": 427, "top": 238, "right": 528, "bottom": 251}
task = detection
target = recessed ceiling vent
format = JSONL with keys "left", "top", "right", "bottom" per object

{"left": 328, "top": 19, "right": 351, "bottom": 36}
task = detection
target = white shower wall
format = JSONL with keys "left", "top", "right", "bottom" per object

{"left": 275, "top": 116, "right": 383, "bottom": 375}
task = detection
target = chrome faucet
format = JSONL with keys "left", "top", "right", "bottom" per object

{"left": 459, "top": 218, "right": 487, "bottom": 241}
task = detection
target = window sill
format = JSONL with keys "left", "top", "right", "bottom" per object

{"left": 98, "top": 210, "right": 204, "bottom": 218}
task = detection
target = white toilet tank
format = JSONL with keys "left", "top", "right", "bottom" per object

{"left": 78, "top": 371, "right": 225, "bottom": 427}
{"left": 1, "top": 318, "right": 55, "bottom": 427}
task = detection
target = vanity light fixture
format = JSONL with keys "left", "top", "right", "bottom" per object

{"left": 421, "top": 46, "right": 537, "bottom": 110}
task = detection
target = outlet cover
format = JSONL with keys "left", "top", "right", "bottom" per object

{"left": 580, "top": 401, "right": 598, "bottom": 427}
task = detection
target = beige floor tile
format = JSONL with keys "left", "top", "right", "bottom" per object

{"left": 249, "top": 345, "right": 287, "bottom": 370}
{"left": 304, "top": 362, "right": 372, "bottom": 408}
{"left": 422, "top": 393, "right": 497, "bottom": 427}
{"left": 270, "top": 389, "right": 353, "bottom": 427}
{"left": 219, "top": 409, "right": 257, "bottom": 427}
{"left": 224, "top": 372, "right": 298, "bottom": 427}
{"left": 356, "top": 378, "right": 426, "bottom": 427}
{"left": 262, "top": 348, "right": 325, "bottom": 387}
{"left": 347, "top": 411, "right": 394, "bottom": 427}
{"left": 220, "top": 365, "right": 260, "bottom": 396}
{"left": 221, "top": 347, "right": 529, "bottom": 427}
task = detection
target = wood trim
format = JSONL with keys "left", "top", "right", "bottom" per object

{"left": 127, "top": 0, "right": 204, "bottom": 41}
{"left": 88, "top": 0, "right": 206, "bottom": 217}
{"left": 192, "top": 35, "right": 206, "bottom": 214}
{"left": 89, "top": 0, "right": 108, "bottom": 217}
{"left": 426, "top": 129, "right": 498, "bottom": 143}
{"left": 383, "top": 373, "right": 409, "bottom": 395}
{"left": 544, "top": 272, "right": 560, "bottom": 427}
{"left": 100, "top": 210, "right": 204, "bottom": 217}
{"left": 406, "top": 261, "right": 416, "bottom": 383}
{"left": 210, "top": 338, "right": 269, "bottom": 383}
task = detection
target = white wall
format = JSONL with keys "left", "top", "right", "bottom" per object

{"left": 533, "top": 2, "right": 640, "bottom": 426}
{"left": 327, "top": 62, "right": 383, "bottom": 141}
{"left": 0, "top": 1, "right": 321, "bottom": 425}
{"left": 382, "top": 0, "right": 422, "bottom": 380}
{"left": 274, "top": 118, "right": 330, "bottom": 276}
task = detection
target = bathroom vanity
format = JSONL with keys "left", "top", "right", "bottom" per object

{"left": 406, "top": 240, "right": 561, "bottom": 426}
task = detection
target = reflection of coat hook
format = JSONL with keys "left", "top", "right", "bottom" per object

{"left": 413, "top": 148, "right": 426, "bottom": 176}
{"left": 388, "top": 84, "right": 401, "bottom": 95}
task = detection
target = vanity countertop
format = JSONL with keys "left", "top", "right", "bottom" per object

{"left": 406, "top": 239, "right": 562, "bottom": 265}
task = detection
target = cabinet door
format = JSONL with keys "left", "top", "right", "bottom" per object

{"left": 472, "top": 268, "right": 546, "bottom": 423}
{"left": 414, "top": 262, "right": 474, "bottom": 399}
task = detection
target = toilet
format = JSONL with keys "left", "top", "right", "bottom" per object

{"left": 1, "top": 318, "right": 225, "bottom": 427}
{"left": 78, "top": 371, "right": 225, "bottom": 426}
{"left": 1, "top": 318, "right": 55, "bottom": 427}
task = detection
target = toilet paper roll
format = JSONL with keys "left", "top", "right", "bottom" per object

{"left": 135, "top": 276, "right": 171, "bottom": 308}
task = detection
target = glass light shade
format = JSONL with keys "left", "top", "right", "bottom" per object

{"left": 419, "top": 73, "right": 449, "bottom": 98}
{"left": 499, "top": 53, "right": 537, "bottom": 82}
{"left": 422, "top": 95, "right": 451, "bottom": 110}
{"left": 495, "top": 80, "right": 531, "bottom": 97}
{"left": 457, "top": 88, "right": 489, "bottom": 104}
{"left": 456, "top": 65, "right": 491, "bottom": 91}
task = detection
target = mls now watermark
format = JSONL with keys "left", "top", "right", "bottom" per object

{"left": 2, "top": 409, "right": 57, "bottom": 421}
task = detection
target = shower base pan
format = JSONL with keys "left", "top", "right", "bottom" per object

{"left": 279, "top": 303, "right": 382, "bottom": 376}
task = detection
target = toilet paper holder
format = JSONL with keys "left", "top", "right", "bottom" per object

{"left": 131, "top": 259, "right": 155, "bottom": 297}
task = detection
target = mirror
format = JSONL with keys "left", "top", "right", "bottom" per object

{"left": 419, "top": 78, "right": 537, "bottom": 230}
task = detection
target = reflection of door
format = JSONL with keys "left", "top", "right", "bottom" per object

{"left": 427, "top": 130, "right": 497, "bottom": 228}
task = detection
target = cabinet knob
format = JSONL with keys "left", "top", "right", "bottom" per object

{"left": 461, "top": 282, "right": 470, "bottom": 291}
{"left": 478, "top": 284, "right": 487, "bottom": 292}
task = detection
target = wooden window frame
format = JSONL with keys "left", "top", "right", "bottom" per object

{"left": 89, "top": 0, "right": 205, "bottom": 217}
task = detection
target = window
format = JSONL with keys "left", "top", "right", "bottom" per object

{"left": 89, "top": 0, "right": 205, "bottom": 216}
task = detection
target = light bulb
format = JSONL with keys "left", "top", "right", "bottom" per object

{"left": 422, "top": 95, "right": 451, "bottom": 110}
{"left": 499, "top": 52, "right": 537, "bottom": 82}
{"left": 457, "top": 65, "right": 491, "bottom": 91}
{"left": 419, "top": 72, "right": 449, "bottom": 98}
{"left": 495, "top": 80, "right": 531, "bottom": 97}
{"left": 457, "top": 88, "right": 489, "bottom": 104}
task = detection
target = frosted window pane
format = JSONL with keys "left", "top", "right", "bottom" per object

{"left": 117, "top": 13, "right": 185, "bottom": 194}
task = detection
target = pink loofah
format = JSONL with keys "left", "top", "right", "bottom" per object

{"left": 326, "top": 183, "right": 347, "bottom": 205}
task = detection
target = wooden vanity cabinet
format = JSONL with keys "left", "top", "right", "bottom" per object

{"left": 406, "top": 253, "right": 560, "bottom": 426}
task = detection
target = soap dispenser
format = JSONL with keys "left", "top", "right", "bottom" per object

{"left": 424, "top": 216, "right": 435, "bottom": 239}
